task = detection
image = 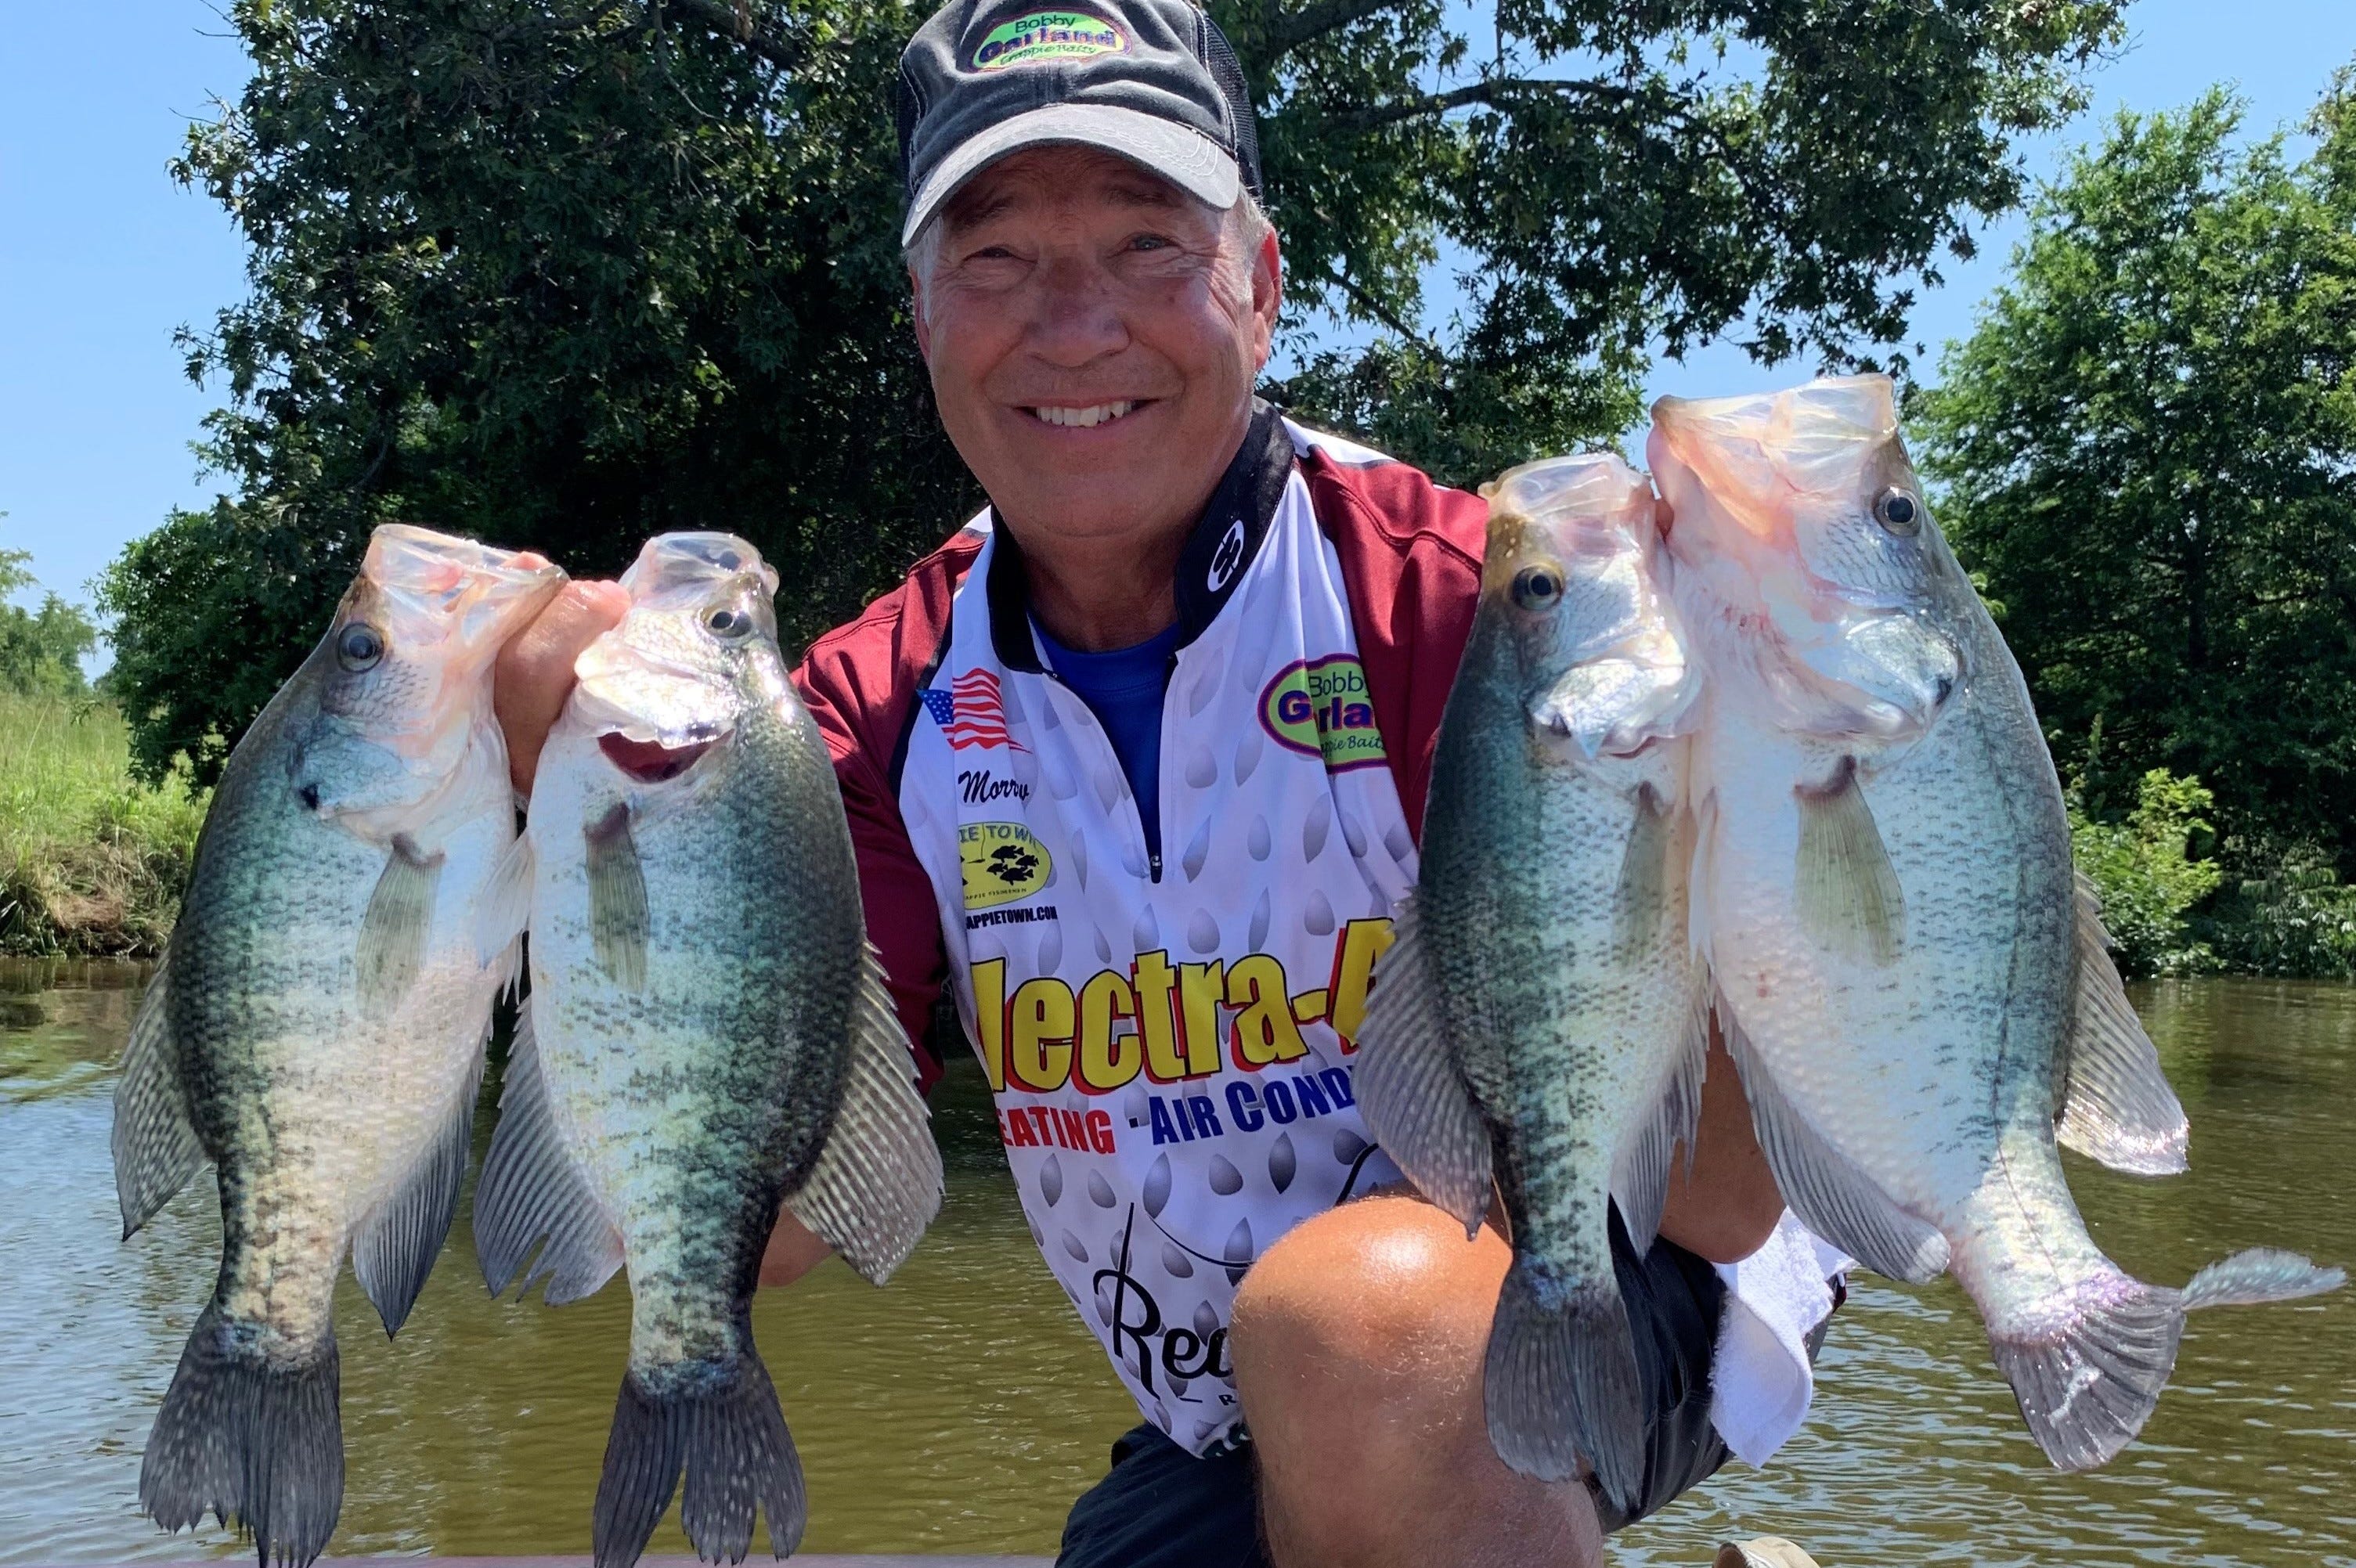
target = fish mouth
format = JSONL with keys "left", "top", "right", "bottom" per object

{"left": 598, "top": 732, "right": 716, "bottom": 783}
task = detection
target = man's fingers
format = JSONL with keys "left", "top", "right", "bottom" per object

{"left": 496, "top": 579, "right": 630, "bottom": 794}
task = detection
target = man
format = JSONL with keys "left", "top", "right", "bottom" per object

{"left": 494, "top": 2, "right": 1842, "bottom": 1562}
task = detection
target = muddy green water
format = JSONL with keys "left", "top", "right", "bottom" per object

{"left": 1, "top": 962, "right": 2347, "bottom": 1566}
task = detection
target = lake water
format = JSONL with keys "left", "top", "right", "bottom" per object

{"left": 2, "top": 961, "right": 2348, "bottom": 1565}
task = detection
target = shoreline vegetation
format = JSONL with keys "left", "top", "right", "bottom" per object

{"left": 0, "top": 694, "right": 204, "bottom": 958}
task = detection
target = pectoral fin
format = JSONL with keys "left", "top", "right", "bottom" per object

{"left": 1353, "top": 894, "right": 1494, "bottom": 1238}
{"left": 1793, "top": 757, "right": 1904, "bottom": 966}
{"left": 586, "top": 802, "right": 648, "bottom": 993}
{"left": 2056, "top": 871, "right": 2189, "bottom": 1174}
{"left": 358, "top": 834, "right": 444, "bottom": 1018}
{"left": 782, "top": 944, "right": 945, "bottom": 1285}
{"left": 112, "top": 946, "right": 204, "bottom": 1239}
{"left": 1611, "top": 783, "right": 1684, "bottom": 964}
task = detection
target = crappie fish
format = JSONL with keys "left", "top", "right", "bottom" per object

{"left": 1357, "top": 453, "right": 1705, "bottom": 1508}
{"left": 1651, "top": 374, "right": 2341, "bottom": 1471}
{"left": 473, "top": 532, "right": 942, "bottom": 1568}
{"left": 111, "top": 525, "right": 564, "bottom": 1566}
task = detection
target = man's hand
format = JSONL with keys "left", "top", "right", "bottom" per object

{"left": 493, "top": 577, "right": 630, "bottom": 793}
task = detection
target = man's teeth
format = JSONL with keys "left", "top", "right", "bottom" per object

{"left": 1030, "top": 401, "right": 1137, "bottom": 428}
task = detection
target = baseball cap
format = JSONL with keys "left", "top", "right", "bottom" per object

{"left": 896, "top": 0, "right": 1264, "bottom": 245}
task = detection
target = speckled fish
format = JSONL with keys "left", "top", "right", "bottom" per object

{"left": 110, "top": 526, "right": 564, "bottom": 1566}
{"left": 1651, "top": 374, "right": 2342, "bottom": 1472}
{"left": 472, "top": 532, "right": 942, "bottom": 1568}
{"left": 1356, "top": 453, "right": 1705, "bottom": 1509}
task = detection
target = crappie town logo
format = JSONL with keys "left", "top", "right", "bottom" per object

{"left": 971, "top": 10, "right": 1127, "bottom": 70}
{"left": 1259, "top": 655, "right": 1386, "bottom": 770}
{"left": 959, "top": 820, "right": 1053, "bottom": 910}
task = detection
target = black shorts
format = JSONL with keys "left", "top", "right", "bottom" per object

{"left": 1056, "top": 1215, "right": 1813, "bottom": 1568}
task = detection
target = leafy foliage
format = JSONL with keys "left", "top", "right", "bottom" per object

{"left": 2069, "top": 768, "right": 2222, "bottom": 979}
{"left": 107, "top": 0, "right": 2126, "bottom": 777}
{"left": 0, "top": 549, "right": 98, "bottom": 698}
{"left": 1918, "top": 76, "right": 2356, "bottom": 872}
{"left": 2203, "top": 838, "right": 2356, "bottom": 980}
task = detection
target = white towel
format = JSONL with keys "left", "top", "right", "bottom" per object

{"left": 1705, "top": 1211, "right": 1849, "bottom": 1465}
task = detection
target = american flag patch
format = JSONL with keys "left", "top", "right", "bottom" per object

{"left": 923, "top": 669, "right": 1026, "bottom": 751}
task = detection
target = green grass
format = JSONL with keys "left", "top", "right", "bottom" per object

{"left": 0, "top": 694, "right": 207, "bottom": 956}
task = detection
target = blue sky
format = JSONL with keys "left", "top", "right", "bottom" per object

{"left": 2, "top": 0, "right": 2354, "bottom": 627}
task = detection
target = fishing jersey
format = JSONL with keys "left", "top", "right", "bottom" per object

{"left": 795, "top": 407, "right": 1838, "bottom": 1458}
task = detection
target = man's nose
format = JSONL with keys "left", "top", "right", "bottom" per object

{"left": 1023, "top": 251, "right": 1131, "bottom": 367}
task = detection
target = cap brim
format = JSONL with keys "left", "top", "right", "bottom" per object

{"left": 902, "top": 102, "right": 1242, "bottom": 244}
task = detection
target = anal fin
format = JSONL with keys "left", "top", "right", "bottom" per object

{"left": 353, "top": 1050, "right": 485, "bottom": 1336}
{"left": 784, "top": 943, "right": 944, "bottom": 1285}
{"left": 1610, "top": 980, "right": 1708, "bottom": 1256}
{"left": 1719, "top": 1000, "right": 1948, "bottom": 1284}
{"left": 1354, "top": 893, "right": 1495, "bottom": 1238}
{"left": 474, "top": 1001, "right": 625, "bottom": 1305}
{"left": 112, "top": 946, "right": 204, "bottom": 1239}
{"left": 2057, "top": 871, "right": 2189, "bottom": 1175}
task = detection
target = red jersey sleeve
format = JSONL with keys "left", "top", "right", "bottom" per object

{"left": 1298, "top": 440, "right": 1488, "bottom": 846}
{"left": 791, "top": 528, "right": 984, "bottom": 1095}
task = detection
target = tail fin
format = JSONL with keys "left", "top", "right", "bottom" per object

{"left": 1482, "top": 1260, "right": 1647, "bottom": 1512}
{"left": 594, "top": 1343, "right": 805, "bottom": 1568}
{"left": 139, "top": 1307, "right": 345, "bottom": 1567}
{"left": 1993, "top": 1248, "right": 2343, "bottom": 1472}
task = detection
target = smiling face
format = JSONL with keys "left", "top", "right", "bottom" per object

{"left": 911, "top": 145, "right": 1280, "bottom": 549}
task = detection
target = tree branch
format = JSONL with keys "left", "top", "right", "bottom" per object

{"left": 657, "top": 0, "right": 810, "bottom": 73}
{"left": 1323, "top": 265, "right": 1440, "bottom": 355}
{"left": 1260, "top": 0, "right": 1396, "bottom": 61}
{"left": 1319, "top": 76, "right": 1647, "bottom": 135}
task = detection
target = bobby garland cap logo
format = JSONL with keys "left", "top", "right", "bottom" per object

{"left": 1260, "top": 655, "right": 1386, "bottom": 770}
{"left": 973, "top": 11, "right": 1127, "bottom": 70}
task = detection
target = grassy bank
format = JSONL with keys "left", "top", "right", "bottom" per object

{"left": 0, "top": 694, "right": 205, "bottom": 957}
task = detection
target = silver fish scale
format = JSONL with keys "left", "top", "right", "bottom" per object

{"left": 530, "top": 683, "right": 864, "bottom": 1381}
{"left": 1700, "top": 597, "right": 2113, "bottom": 1321}
{"left": 172, "top": 662, "right": 514, "bottom": 1356}
{"left": 1419, "top": 619, "right": 1695, "bottom": 1281}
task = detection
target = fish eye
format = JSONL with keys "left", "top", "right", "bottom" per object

{"left": 1511, "top": 562, "right": 1566, "bottom": 612}
{"left": 704, "top": 606, "right": 753, "bottom": 640}
{"left": 336, "top": 622, "right": 384, "bottom": 672}
{"left": 1874, "top": 488, "right": 1922, "bottom": 536}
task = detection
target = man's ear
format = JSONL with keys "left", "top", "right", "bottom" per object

{"left": 1251, "top": 229, "right": 1283, "bottom": 371}
{"left": 910, "top": 269, "right": 933, "bottom": 363}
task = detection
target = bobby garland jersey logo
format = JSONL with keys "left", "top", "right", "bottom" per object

{"left": 1260, "top": 655, "right": 1386, "bottom": 771}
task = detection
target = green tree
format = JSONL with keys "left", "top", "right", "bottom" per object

{"left": 2069, "top": 768, "right": 2221, "bottom": 978}
{"left": 1918, "top": 75, "right": 2356, "bottom": 871}
{"left": 106, "top": 0, "right": 2126, "bottom": 781}
{"left": 0, "top": 547, "right": 98, "bottom": 697}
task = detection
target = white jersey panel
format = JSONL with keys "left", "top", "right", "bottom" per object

{"left": 898, "top": 467, "right": 1413, "bottom": 1452}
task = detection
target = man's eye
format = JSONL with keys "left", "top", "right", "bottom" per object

{"left": 1128, "top": 234, "right": 1174, "bottom": 252}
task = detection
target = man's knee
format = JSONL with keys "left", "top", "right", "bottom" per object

{"left": 1231, "top": 1191, "right": 1508, "bottom": 1408}
{"left": 1231, "top": 1193, "right": 1604, "bottom": 1568}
